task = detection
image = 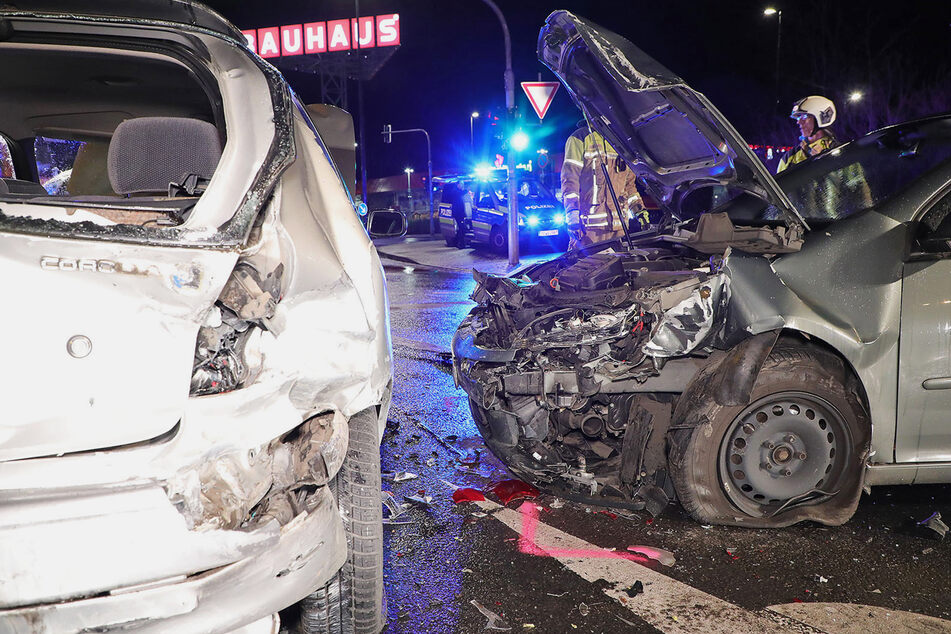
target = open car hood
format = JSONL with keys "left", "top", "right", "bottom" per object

{"left": 538, "top": 10, "right": 807, "bottom": 232}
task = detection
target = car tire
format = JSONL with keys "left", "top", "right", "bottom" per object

{"left": 490, "top": 226, "right": 507, "bottom": 254}
{"left": 668, "top": 344, "right": 869, "bottom": 528}
{"left": 300, "top": 408, "right": 384, "bottom": 634}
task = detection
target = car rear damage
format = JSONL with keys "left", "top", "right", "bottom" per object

{"left": 0, "top": 3, "right": 390, "bottom": 632}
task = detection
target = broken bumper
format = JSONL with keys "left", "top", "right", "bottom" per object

{"left": 0, "top": 484, "right": 345, "bottom": 634}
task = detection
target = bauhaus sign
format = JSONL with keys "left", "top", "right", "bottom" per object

{"left": 242, "top": 14, "right": 400, "bottom": 58}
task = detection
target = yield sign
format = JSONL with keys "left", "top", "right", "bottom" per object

{"left": 521, "top": 81, "right": 560, "bottom": 120}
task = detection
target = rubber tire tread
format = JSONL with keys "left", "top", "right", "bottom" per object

{"left": 668, "top": 343, "right": 868, "bottom": 528}
{"left": 300, "top": 408, "right": 384, "bottom": 634}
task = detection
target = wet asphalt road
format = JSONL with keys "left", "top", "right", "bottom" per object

{"left": 380, "top": 262, "right": 951, "bottom": 634}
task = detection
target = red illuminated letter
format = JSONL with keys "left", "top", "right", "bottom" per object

{"left": 303, "top": 22, "right": 326, "bottom": 53}
{"left": 351, "top": 16, "right": 375, "bottom": 48}
{"left": 241, "top": 29, "right": 256, "bottom": 52}
{"left": 257, "top": 27, "right": 280, "bottom": 58}
{"left": 376, "top": 14, "right": 400, "bottom": 47}
{"left": 281, "top": 24, "right": 303, "bottom": 56}
{"left": 328, "top": 19, "right": 350, "bottom": 51}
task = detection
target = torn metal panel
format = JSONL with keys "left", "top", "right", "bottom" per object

{"left": 0, "top": 485, "right": 346, "bottom": 634}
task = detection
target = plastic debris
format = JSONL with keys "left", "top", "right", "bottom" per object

{"left": 382, "top": 471, "right": 419, "bottom": 483}
{"left": 599, "top": 510, "right": 618, "bottom": 519}
{"left": 470, "top": 599, "right": 512, "bottom": 631}
{"left": 550, "top": 499, "right": 565, "bottom": 509}
{"left": 453, "top": 488, "right": 487, "bottom": 504}
{"left": 915, "top": 511, "right": 949, "bottom": 540}
{"left": 492, "top": 479, "right": 540, "bottom": 504}
{"left": 547, "top": 591, "right": 568, "bottom": 597}
{"left": 623, "top": 581, "right": 644, "bottom": 598}
{"left": 725, "top": 547, "right": 739, "bottom": 560}
{"left": 522, "top": 625, "right": 535, "bottom": 629}
{"left": 458, "top": 451, "right": 482, "bottom": 467}
{"left": 627, "top": 545, "right": 676, "bottom": 567}
{"left": 923, "top": 547, "right": 935, "bottom": 555}
{"left": 814, "top": 574, "right": 828, "bottom": 583}
{"left": 382, "top": 491, "right": 415, "bottom": 525}
{"left": 578, "top": 603, "right": 590, "bottom": 617}
{"left": 404, "top": 494, "right": 434, "bottom": 507}
{"left": 470, "top": 511, "right": 488, "bottom": 518}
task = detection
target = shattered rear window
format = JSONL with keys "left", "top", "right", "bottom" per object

{"left": 35, "top": 136, "right": 84, "bottom": 195}
{"left": 0, "top": 136, "right": 15, "bottom": 179}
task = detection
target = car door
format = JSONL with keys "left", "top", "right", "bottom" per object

{"left": 897, "top": 189, "right": 951, "bottom": 462}
{"left": 471, "top": 183, "right": 496, "bottom": 243}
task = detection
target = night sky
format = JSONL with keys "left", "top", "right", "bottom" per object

{"left": 204, "top": 0, "right": 951, "bottom": 182}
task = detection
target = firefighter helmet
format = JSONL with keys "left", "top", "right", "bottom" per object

{"left": 790, "top": 95, "right": 836, "bottom": 128}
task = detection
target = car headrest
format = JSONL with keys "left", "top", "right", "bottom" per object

{"left": 108, "top": 117, "right": 221, "bottom": 195}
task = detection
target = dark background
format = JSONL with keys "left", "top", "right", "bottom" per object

{"left": 204, "top": 0, "right": 951, "bottom": 181}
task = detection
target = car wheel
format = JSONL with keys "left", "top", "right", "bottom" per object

{"left": 489, "top": 226, "right": 507, "bottom": 254}
{"left": 300, "top": 408, "right": 384, "bottom": 634}
{"left": 668, "top": 345, "right": 869, "bottom": 528}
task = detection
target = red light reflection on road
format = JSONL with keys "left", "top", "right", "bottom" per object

{"left": 516, "top": 501, "right": 662, "bottom": 564}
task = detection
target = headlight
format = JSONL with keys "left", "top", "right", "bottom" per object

{"left": 552, "top": 213, "right": 565, "bottom": 226}
{"left": 527, "top": 215, "right": 540, "bottom": 227}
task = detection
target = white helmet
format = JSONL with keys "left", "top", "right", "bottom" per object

{"left": 790, "top": 95, "right": 836, "bottom": 128}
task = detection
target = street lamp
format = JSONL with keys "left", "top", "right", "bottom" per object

{"left": 849, "top": 91, "right": 864, "bottom": 102}
{"left": 470, "top": 111, "right": 479, "bottom": 151}
{"left": 763, "top": 7, "right": 783, "bottom": 110}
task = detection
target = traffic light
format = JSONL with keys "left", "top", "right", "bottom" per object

{"left": 511, "top": 131, "right": 529, "bottom": 152}
{"left": 382, "top": 124, "right": 392, "bottom": 144}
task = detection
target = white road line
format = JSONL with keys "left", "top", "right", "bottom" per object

{"left": 478, "top": 499, "right": 816, "bottom": 634}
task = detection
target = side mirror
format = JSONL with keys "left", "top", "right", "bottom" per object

{"left": 367, "top": 209, "right": 407, "bottom": 238}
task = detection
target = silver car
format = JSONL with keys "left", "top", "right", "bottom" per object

{"left": 0, "top": 2, "right": 394, "bottom": 632}
{"left": 453, "top": 11, "right": 951, "bottom": 528}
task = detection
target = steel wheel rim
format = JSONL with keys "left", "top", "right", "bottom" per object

{"left": 718, "top": 391, "right": 852, "bottom": 517}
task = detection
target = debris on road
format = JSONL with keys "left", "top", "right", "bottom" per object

{"left": 453, "top": 488, "right": 487, "bottom": 504}
{"left": 813, "top": 574, "right": 829, "bottom": 583}
{"left": 914, "top": 511, "right": 948, "bottom": 540}
{"left": 623, "top": 581, "right": 644, "bottom": 598}
{"left": 382, "top": 471, "right": 419, "bottom": 483}
{"left": 627, "top": 545, "right": 676, "bottom": 566}
{"left": 492, "top": 479, "right": 540, "bottom": 505}
{"left": 404, "top": 494, "right": 434, "bottom": 508}
{"left": 382, "top": 491, "right": 415, "bottom": 526}
{"left": 407, "top": 414, "right": 467, "bottom": 458}
{"left": 725, "top": 547, "right": 739, "bottom": 560}
{"left": 578, "top": 602, "right": 590, "bottom": 617}
{"left": 550, "top": 499, "right": 565, "bottom": 509}
{"left": 470, "top": 599, "right": 512, "bottom": 631}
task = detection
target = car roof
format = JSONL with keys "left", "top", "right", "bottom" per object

{"left": 0, "top": 0, "right": 246, "bottom": 45}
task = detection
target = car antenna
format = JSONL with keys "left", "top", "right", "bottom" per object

{"left": 583, "top": 113, "right": 635, "bottom": 251}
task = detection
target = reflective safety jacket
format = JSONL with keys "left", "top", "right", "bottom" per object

{"left": 777, "top": 132, "right": 840, "bottom": 173}
{"left": 561, "top": 128, "right": 644, "bottom": 232}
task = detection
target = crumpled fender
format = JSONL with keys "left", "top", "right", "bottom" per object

{"left": 708, "top": 330, "right": 781, "bottom": 406}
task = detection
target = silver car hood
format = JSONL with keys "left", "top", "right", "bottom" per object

{"left": 538, "top": 10, "right": 807, "bottom": 231}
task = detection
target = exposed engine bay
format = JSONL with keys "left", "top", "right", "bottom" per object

{"left": 453, "top": 226, "right": 785, "bottom": 514}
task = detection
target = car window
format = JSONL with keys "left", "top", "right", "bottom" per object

{"left": 0, "top": 136, "right": 16, "bottom": 179}
{"left": 916, "top": 190, "right": 951, "bottom": 253}
{"left": 720, "top": 123, "right": 951, "bottom": 225}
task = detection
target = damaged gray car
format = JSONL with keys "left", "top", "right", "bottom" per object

{"left": 0, "top": 2, "right": 394, "bottom": 633}
{"left": 452, "top": 10, "right": 951, "bottom": 528}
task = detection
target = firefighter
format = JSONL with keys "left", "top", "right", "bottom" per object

{"left": 561, "top": 124, "right": 645, "bottom": 250}
{"left": 777, "top": 95, "right": 840, "bottom": 173}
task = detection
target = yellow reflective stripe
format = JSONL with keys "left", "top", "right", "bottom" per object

{"left": 564, "top": 158, "right": 583, "bottom": 167}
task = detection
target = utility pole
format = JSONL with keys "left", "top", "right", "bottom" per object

{"left": 479, "top": 0, "right": 519, "bottom": 267}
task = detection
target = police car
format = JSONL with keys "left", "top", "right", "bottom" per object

{"left": 437, "top": 169, "right": 568, "bottom": 252}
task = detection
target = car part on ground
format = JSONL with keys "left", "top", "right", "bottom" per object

{"left": 0, "top": 3, "right": 391, "bottom": 632}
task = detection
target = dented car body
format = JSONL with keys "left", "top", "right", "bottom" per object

{"left": 0, "top": 2, "right": 390, "bottom": 632}
{"left": 453, "top": 11, "right": 951, "bottom": 528}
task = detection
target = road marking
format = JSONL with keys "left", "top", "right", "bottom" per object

{"left": 768, "top": 602, "right": 951, "bottom": 633}
{"left": 478, "top": 499, "right": 815, "bottom": 634}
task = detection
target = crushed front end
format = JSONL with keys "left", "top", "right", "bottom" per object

{"left": 453, "top": 244, "right": 728, "bottom": 514}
